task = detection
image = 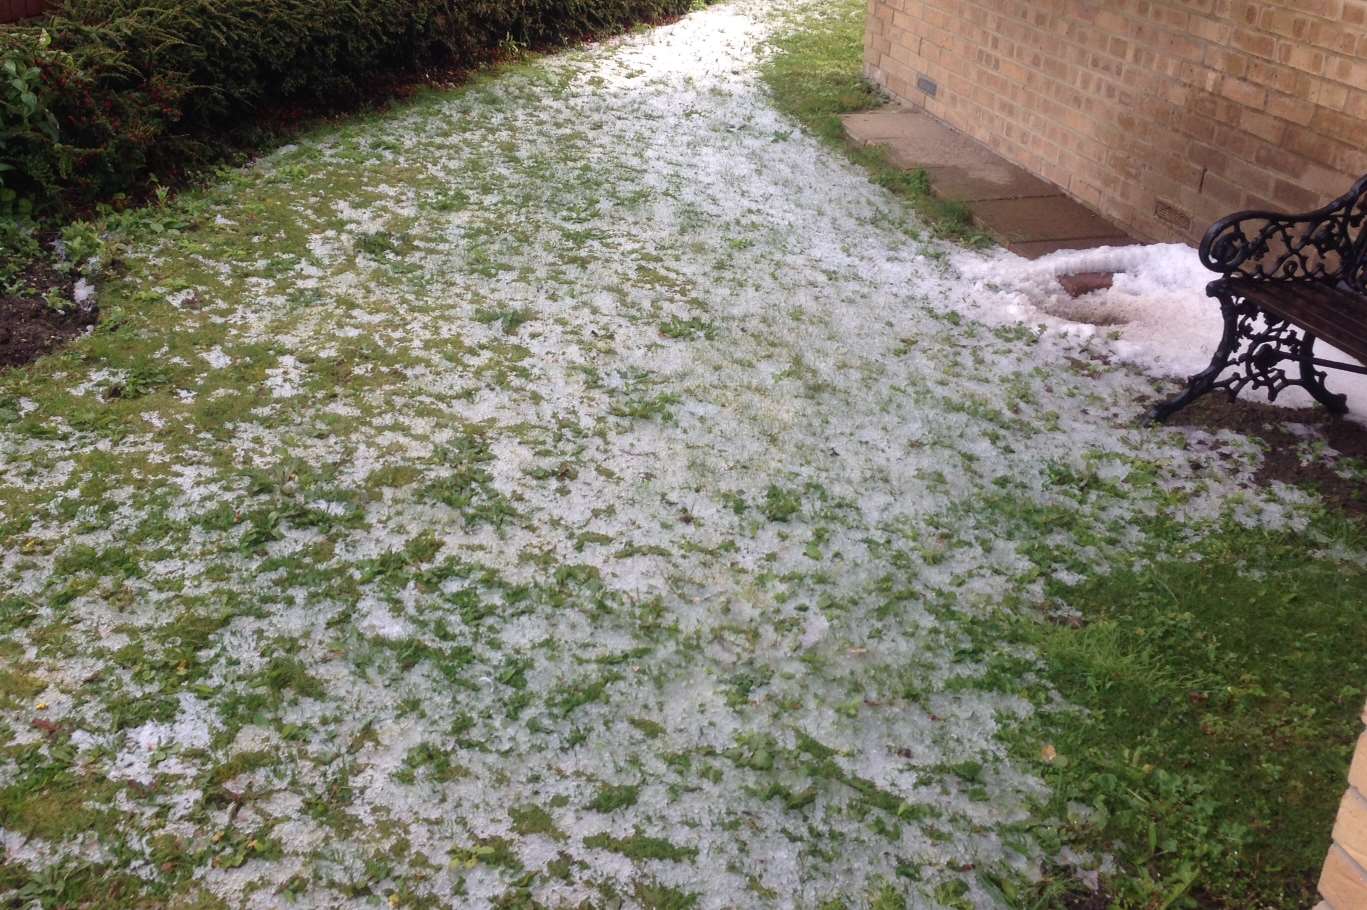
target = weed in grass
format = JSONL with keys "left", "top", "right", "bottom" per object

{"left": 395, "top": 743, "right": 466, "bottom": 784}
{"left": 634, "top": 881, "right": 700, "bottom": 910}
{"left": 610, "top": 370, "right": 681, "bottom": 421}
{"left": 509, "top": 803, "right": 565, "bottom": 839}
{"left": 586, "top": 783, "right": 640, "bottom": 813}
{"left": 659, "top": 316, "right": 716, "bottom": 339}
{"left": 583, "top": 831, "right": 696, "bottom": 862}
{"left": 474, "top": 305, "right": 535, "bottom": 335}
{"left": 761, "top": 484, "right": 802, "bottom": 522}
{"left": 356, "top": 231, "right": 410, "bottom": 258}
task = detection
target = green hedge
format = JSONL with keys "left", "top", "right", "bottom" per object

{"left": 0, "top": 0, "right": 698, "bottom": 210}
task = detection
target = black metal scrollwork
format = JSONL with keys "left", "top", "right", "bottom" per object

{"left": 1351, "top": 221, "right": 1367, "bottom": 293}
{"left": 1198, "top": 173, "right": 1367, "bottom": 287}
{"left": 1150, "top": 173, "right": 1367, "bottom": 421}
{"left": 1207, "top": 304, "right": 1344, "bottom": 410}
{"left": 1149, "top": 295, "right": 1349, "bottom": 420}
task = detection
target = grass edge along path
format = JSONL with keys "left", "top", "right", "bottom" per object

{"left": 757, "top": 0, "right": 987, "bottom": 247}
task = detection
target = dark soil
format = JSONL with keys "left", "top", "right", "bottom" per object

{"left": 1153, "top": 388, "right": 1367, "bottom": 519}
{"left": 1, "top": 255, "right": 99, "bottom": 370}
{"left": 0, "top": 295, "right": 98, "bottom": 369}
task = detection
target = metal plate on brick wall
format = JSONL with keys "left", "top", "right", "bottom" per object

{"left": 1154, "top": 199, "right": 1192, "bottom": 233}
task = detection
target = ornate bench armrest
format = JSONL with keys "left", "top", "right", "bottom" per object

{"left": 1199, "top": 173, "right": 1367, "bottom": 283}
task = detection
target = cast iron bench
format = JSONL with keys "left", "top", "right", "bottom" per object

{"left": 1151, "top": 173, "right": 1367, "bottom": 421}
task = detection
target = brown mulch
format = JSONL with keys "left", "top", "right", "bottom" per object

{"left": 1155, "top": 390, "right": 1367, "bottom": 519}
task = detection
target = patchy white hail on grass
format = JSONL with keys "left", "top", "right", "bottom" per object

{"left": 264, "top": 355, "right": 305, "bottom": 398}
{"left": 66, "top": 367, "right": 126, "bottom": 398}
{"left": 1, "top": 1, "right": 1363, "bottom": 908}
{"left": 201, "top": 346, "right": 233, "bottom": 369}
{"left": 73, "top": 277, "right": 96, "bottom": 306}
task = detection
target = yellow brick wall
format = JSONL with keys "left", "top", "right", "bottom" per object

{"left": 863, "top": 0, "right": 1367, "bottom": 243}
{"left": 1320, "top": 706, "right": 1367, "bottom": 909}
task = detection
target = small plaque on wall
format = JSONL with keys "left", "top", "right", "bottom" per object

{"left": 916, "top": 75, "right": 938, "bottom": 97}
{"left": 1154, "top": 199, "right": 1192, "bottom": 233}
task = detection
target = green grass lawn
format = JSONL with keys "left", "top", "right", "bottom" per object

{"left": 2, "top": 2, "right": 1365, "bottom": 907}
{"left": 1018, "top": 517, "right": 1367, "bottom": 908}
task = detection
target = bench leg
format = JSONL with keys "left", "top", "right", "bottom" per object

{"left": 1148, "top": 296, "right": 1243, "bottom": 422}
{"left": 1151, "top": 296, "right": 1354, "bottom": 422}
{"left": 1298, "top": 333, "right": 1349, "bottom": 415}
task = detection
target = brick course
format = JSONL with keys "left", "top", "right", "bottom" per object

{"left": 864, "top": 0, "right": 1367, "bottom": 243}
{"left": 1317, "top": 705, "right": 1367, "bottom": 910}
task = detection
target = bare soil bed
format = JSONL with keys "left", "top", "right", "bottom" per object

{"left": 0, "top": 291, "right": 98, "bottom": 369}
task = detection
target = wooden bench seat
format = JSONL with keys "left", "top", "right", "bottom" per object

{"left": 1229, "top": 280, "right": 1367, "bottom": 366}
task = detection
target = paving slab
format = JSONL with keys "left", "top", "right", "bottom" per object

{"left": 971, "top": 196, "right": 1126, "bottom": 243}
{"left": 843, "top": 108, "right": 944, "bottom": 145}
{"left": 921, "top": 164, "right": 1056, "bottom": 203}
{"left": 842, "top": 105, "right": 1135, "bottom": 258}
{"left": 845, "top": 109, "right": 994, "bottom": 168}
{"left": 845, "top": 108, "right": 1053, "bottom": 200}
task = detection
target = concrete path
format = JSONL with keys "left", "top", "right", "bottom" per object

{"left": 843, "top": 106, "right": 1134, "bottom": 257}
